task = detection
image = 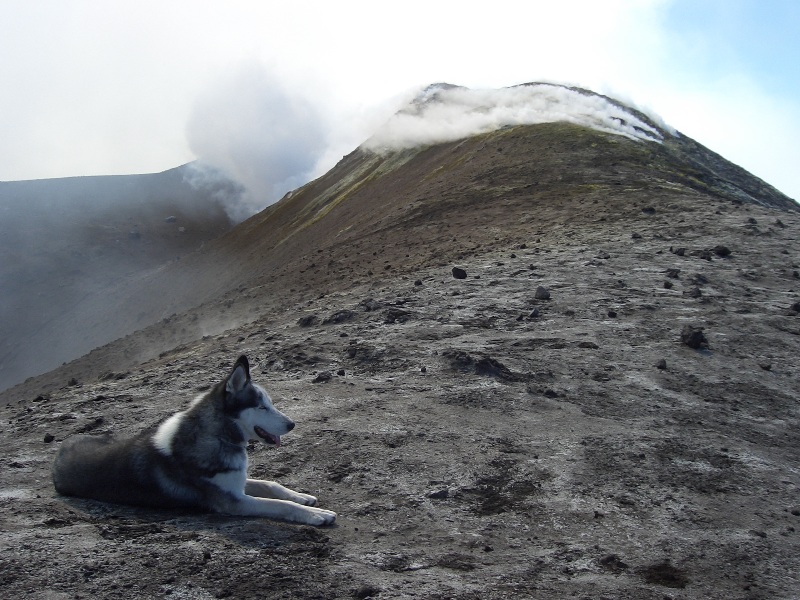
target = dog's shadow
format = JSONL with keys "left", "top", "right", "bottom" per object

{"left": 58, "top": 496, "right": 337, "bottom": 552}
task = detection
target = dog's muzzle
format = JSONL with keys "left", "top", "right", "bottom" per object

{"left": 254, "top": 426, "right": 281, "bottom": 447}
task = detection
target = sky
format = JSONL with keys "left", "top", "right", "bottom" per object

{"left": 1, "top": 0, "right": 798, "bottom": 213}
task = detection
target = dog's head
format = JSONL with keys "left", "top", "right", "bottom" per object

{"left": 224, "top": 355, "right": 295, "bottom": 446}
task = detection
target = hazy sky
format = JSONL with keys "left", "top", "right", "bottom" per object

{"left": 1, "top": 0, "right": 798, "bottom": 205}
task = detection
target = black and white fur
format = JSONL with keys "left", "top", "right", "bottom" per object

{"left": 52, "top": 355, "right": 336, "bottom": 526}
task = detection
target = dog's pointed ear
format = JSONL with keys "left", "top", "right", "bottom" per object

{"left": 226, "top": 355, "right": 251, "bottom": 395}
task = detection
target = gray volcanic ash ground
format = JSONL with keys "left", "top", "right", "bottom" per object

{"left": 2, "top": 189, "right": 799, "bottom": 598}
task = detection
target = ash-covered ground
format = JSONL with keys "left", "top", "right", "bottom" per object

{"left": 1, "top": 195, "right": 799, "bottom": 599}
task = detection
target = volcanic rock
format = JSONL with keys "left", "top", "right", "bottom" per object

{"left": 681, "top": 325, "right": 709, "bottom": 349}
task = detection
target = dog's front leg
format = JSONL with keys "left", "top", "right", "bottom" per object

{"left": 245, "top": 479, "right": 318, "bottom": 506}
{"left": 224, "top": 495, "right": 336, "bottom": 526}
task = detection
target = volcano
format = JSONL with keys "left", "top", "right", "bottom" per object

{"left": 1, "top": 84, "right": 799, "bottom": 598}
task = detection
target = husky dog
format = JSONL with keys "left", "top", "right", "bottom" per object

{"left": 52, "top": 355, "right": 336, "bottom": 526}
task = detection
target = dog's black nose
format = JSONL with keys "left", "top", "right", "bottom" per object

{"left": 286, "top": 421, "right": 295, "bottom": 432}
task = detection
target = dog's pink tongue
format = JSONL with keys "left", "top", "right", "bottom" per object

{"left": 272, "top": 435, "right": 281, "bottom": 448}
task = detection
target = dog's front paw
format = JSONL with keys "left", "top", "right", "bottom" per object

{"left": 304, "top": 507, "right": 336, "bottom": 527}
{"left": 293, "top": 492, "right": 318, "bottom": 506}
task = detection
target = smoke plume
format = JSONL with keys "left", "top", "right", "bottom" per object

{"left": 185, "top": 61, "right": 327, "bottom": 222}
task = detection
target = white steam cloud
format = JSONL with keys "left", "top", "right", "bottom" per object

{"left": 184, "top": 78, "right": 674, "bottom": 223}
{"left": 185, "top": 61, "right": 326, "bottom": 222}
{"left": 365, "top": 83, "right": 669, "bottom": 153}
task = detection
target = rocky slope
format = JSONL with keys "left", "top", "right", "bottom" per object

{"left": 1, "top": 88, "right": 799, "bottom": 598}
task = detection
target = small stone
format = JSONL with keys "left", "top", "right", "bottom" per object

{"left": 452, "top": 267, "right": 468, "bottom": 279}
{"left": 665, "top": 268, "right": 681, "bottom": 279}
{"left": 529, "top": 308, "right": 540, "bottom": 319}
{"left": 663, "top": 280, "right": 673, "bottom": 289}
{"left": 681, "top": 325, "right": 709, "bottom": 349}
{"left": 427, "top": 489, "right": 449, "bottom": 500}
{"left": 414, "top": 279, "right": 423, "bottom": 286}
{"left": 297, "top": 315, "right": 318, "bottom": 327}
{"left": 43, "top": 433, "right": 55, "bottom": 443}
{"left": 631, "top": 232, "right": 642, "bottom": 239}
{"left": 712, "top": 245, "right": 731, "bottom": 257}
{"left": 312, "top": 372, "right": 332, "bottom": 383}
{"left": 685, "top": 287, "right": 702, "bottom": 298}
{"left": 534, "top": 286, "right": 551, "bottom": 300}
{"left": 607, "top": 310, "right": 617, "bottom": 318}
{"left": 758, "top": 363, "right": 772, "bottom": 371}
{"left": 360, "top": 298, "right": 381, "bottom": 312}
{"left": 655, "top": 359, "right": 667, "bottom": 370}
{"left": 336, "top": 369, "right": 346, "bottom": 376}
{"left": 323, "top": 309, "right": 356, "bottom": 324}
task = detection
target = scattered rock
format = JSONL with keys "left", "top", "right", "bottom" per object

{"left": 599, "top": 554, "right": 629, "bottom": 573}
{"left": 642, "top": 206, "right": 656, "bottom": 215}
{"left": 443, "top": 350, "right": 520, "bottom": 381}
{"left": 698, "top": 249, "right": 713, "bottom": 261}
{"left": 452, "top": 267, "right": 468, "bottom": 279}
{"left": 684, "top": 287, "right": 702, "bottom": 298}
{"left": 427, "top": 489, "right": 449, "bottom": 500}
{"left": 312, "top": 372, "right": 332, "bottom": 384}
{"left": 631, "top": 232, "right": 642, "bottom": 239}
{"left": 713, "top": 245, "right": 732, "bottom": 257}
{"left": 655, "top": 359, "right": 667, "bottom": 370}
{"left": 164, "top": 216, "right": 177, "bottom": 223}
{"left": 607, "top": 310, "right": 617, "bottom": 318}
{"left": 529, "top": 308, "right": 540, "bottom": 319}
{"left": 639, "top": 560, "right": 689, "bottom": 589}
{"left": 323, "top": 310, "right": 356, "bottom": 324}
{"left": 414, "top": 279, "right": 423, "bottom": 286}
{"left": 353, "top": 584, "right": 382, "bottom": 599}
{"left": 360, "top": 298, "right": 381, "bottom": 312}
{"left": 790, "top": 301, "right": 800, "bottom": 313}
{"left": 663, "top": 281, "right": 673, "bottom": 289}
{"left": 297, "top": 314, "right": 318, "bottom": 327}
{"left": 758, "top": 362, "right": 772, "bottom": 371}
{"left": 577, "top": 341, "right": 599, "bottom": 349}
{"left": 681, "top": 325, "right": 709, "bottom": 349}
{"left": 43, "top": 433, "right": 55, "bottom": 443}
{"left": 336, "top": 369, "right": 346, "bottom": 377}
{"left": 665, "top": 268, "right": 681, "bottom": 279}
{"left": 384, "top": 308, "right": 412, "bottom": 324}
{"left": 534, "top": 286, "right": 551, "bottom": 300}
{"left": 671, "top": 247, "right": 686, "bottom": 256}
